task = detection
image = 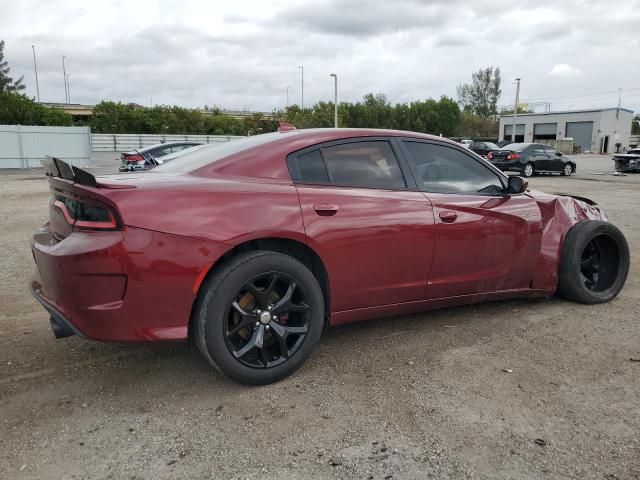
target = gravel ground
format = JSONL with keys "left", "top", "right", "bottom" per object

{"left": 0, "top": 154, "right": 638, "bottom": 479}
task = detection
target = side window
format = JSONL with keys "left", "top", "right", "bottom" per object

{"left": 296, "top": 150, "right": 329, "bottom": 183}
{"left": 403, "top": 141, "right": 505, "bottom": 195}
{"left": 320, "top": 141, "right": 405, "bottom": 189}
{"left": 154, "top": 146, "right": 174, "bottom": 156}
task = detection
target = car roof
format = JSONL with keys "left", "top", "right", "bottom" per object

{"left": 153, "top": 128, "right": 476, "bottom": 181}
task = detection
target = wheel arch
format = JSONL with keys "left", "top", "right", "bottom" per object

{"left": 188, "top": 237, "right": 331, "bottom": 340}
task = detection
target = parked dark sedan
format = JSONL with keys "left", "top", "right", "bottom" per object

{"left": 119, "top": 141, "right": 202, "bottom": 172}
{"left": 487, "top": 143, "right": 576, "bottom": 177}
{"left": 469, "top": 141, "right": 500, "bottom": 158}
{"left": 613, "top": 148, "right": 640, "bottom": 173}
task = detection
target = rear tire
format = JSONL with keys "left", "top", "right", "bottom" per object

{"left": 558, "top": 221, "right": 629, "bottom": 304}
{"left": 193, "top": 251, "right": 325, "bottom": 385}
{"left": 522, "top": 162, "right": 534, "bottom": 177}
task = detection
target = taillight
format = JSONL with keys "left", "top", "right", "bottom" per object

{"left": 53, "top": 193, "right": 119, "bottom": 230}
{"left": 125, "top": 154, "right": 144, "bottom": 162}
{"left": 507, "top": 153, "right": 521, "bottom": 161}
{"left": 487, "top": 152, "right": 493, "bottom": 160}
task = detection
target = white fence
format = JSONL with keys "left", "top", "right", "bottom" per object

{"left": 91, "top": 134, "right": 243, "bottom": 152}
{"left": 0, "top": 125, "right": 92, "bottom": 169}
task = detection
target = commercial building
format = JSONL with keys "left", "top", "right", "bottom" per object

{"left": 499, "top": 108, "right": 634, "bottom": 153}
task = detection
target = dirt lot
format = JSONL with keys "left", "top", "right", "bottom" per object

{"left": 1, "top": 155, "right": 638, "bottom": 479}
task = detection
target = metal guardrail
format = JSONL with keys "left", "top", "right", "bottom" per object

{"left": 91, "top": 134, "right": 244, "bottom": 152}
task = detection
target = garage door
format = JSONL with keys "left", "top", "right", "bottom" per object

{"left": 503, "top": 124, "right": 525, "bottom": 142}
{"left": 534, "top": 123, "right": 557, "bottom": 140}
{"left": 566, "top": 122, "right": 593, "bottom": 153}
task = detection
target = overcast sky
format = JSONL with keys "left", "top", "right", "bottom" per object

{"left": 1, "top": 0, "right": 639, "bottom": 114}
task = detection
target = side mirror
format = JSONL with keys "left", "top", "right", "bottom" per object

{"left": 555, "top": 151, "right": 562, "bottom": 156}
{"left": 507, "top": 176, "right": 528, "bottom": 194}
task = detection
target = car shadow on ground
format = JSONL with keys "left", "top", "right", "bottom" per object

{"left": 32, "top": 296, "right": 554, "bottom": 394}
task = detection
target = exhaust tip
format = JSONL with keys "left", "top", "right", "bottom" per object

{"left": 49, "top": 316, "right": 75, "bottom": 339}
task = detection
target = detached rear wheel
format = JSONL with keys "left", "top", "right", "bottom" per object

{"left": 558, "top": 221, "right": 629, "bottom": 304}
{"left": 194, "top": 251, "right": 324, "bottom": 385}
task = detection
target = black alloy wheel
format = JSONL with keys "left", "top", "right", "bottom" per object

{"left": 558, "top": 221, "right": 629, "bottom": 304}
{"left": 194, "top": 251, "right": 325, "bottom": 385}
{"left": 224, "top": 272, "right": 310, "bottom": 368}
{"left": 579, "top": 236, "right": 619, "bottom": 293}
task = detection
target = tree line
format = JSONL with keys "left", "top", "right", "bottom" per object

{"left": 1, "top": 38, "right": 505, "bottom": 138}
{"left": 1, "top": 94, "right": 502, "bottom": 139}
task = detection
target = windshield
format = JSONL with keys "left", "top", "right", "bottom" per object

{"left": 153, "top": 133, "right": 284, "bottom": 173}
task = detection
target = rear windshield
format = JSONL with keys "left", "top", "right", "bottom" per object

{"left": 153, "top": 133, "right": 283, "bottom": 173}
{"left": 507, "top": 143, "right": 531, "bottom": 152}
{"left": 484, "top": 142, "right": 499, "bottom": 150}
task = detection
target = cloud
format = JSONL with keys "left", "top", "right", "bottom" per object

{"left": 0, "top": 0, "right": 638, "bottom": 115}
{"left": 269, "top": 0, "right": 452, "bottom": 37}
{"left": 548, "top": 64, "right": 583, "bottom": 78}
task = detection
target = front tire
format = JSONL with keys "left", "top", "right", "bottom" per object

{"left": 193, "top": 251, "right": 325, "bottom": 385}
{"left": 558, "top": 221, "right": 629, "bottom": 304}
{"left": 561, "top": 163, "right": 573, "bottom": 176}
{"left": 522, "top": 162, "right": 534, "bottom": 177}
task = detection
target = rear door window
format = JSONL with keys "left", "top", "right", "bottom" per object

{"left": 296, "top": 150, "right": 329, "bottom": 183}
{"left": 291, "top": 141, "right": 406, "bottom": 190}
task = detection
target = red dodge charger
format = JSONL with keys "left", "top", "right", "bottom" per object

{"left": 31, "top": 128, "right": 629, "bottom": 384}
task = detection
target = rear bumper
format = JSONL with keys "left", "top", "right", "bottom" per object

{"left": 30, "top": 281, "right": 83, "bottom": 339}
{"left": 30, "top": 223, "right": 230, "bottom": 342}
{"left": 489, "top": 161, "right": 522, "bottom": 172}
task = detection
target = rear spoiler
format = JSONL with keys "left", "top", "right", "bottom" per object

{"left": 43, "top": 156, "right": 97, "bottom": 187}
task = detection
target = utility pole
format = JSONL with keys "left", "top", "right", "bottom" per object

{"left": 62, "top": 55, "right": 68, "bottom": 103}
{"left": 31, "top": 45, "right": 40, "bottom": 102}
{"left": 298, "top": 65, "right": 304, "bottom": 109}
{"left": 330, "top": 73, "right": 338, "bottom": 128}
{"left": 511, "top": 78, "right": 521, "bottom": 143}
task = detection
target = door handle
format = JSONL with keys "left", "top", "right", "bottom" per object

{"left": 313, "top": 204, "right": 339, "bottom": 216}
{"left": 439, "top": 211, "right": 458, "bottom": 223}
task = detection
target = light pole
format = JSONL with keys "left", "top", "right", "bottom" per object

{"left": 62, "top": 55, "right": 69, "bottom": 103}
{"left": 66, "top": 74, "right": 71, "bottom": 103}
{"left": 511, "top": 78, "right": 521, "bottom": 143}
{"left": 298, "top": 65, "right": 304, "bottom": 109}
{"left": 32, "top": 45, "right": 40, "bottom": 102}
{"left": 286, "top": 85, "right": 290, "bottom": 107}
{"left": 329, "top": 73, "right": 338, "bottom": 128}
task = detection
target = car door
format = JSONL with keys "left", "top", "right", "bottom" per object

{"left": 528, "top": 144, "right": 550, "bottom": 171}
{"left": 288, "top": 138, "right": 436, "bottom": 313}
{"left": 398, "top": 139, "right": 543, "bottom": 299}
{"left": 544, "top": 146, "right": 564, "bottom": 171}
